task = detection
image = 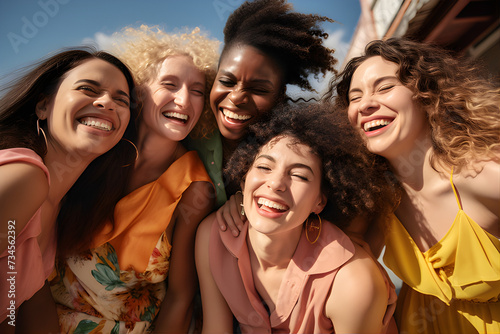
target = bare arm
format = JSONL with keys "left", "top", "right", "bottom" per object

{"left": 195, "top": 213, "right": 234, "bottom": 334}
{"left": 216, "top": 192, "right": 246, "bottom": 237}
{"left": 152, "top": 181, "right": 214, "bottom": 333}
{"left": 0, "top": 163, "right": 48, "bottom": 253}
{"left": 327, "top": 243, "right": 389, "bottom": 334}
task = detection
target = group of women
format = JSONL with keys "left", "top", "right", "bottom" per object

{"left": 1, "top": 0, "right": 498, "bottom": 333}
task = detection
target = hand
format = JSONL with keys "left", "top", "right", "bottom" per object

{"left": 216, "top": 191, "right": 246, "bottom": 237}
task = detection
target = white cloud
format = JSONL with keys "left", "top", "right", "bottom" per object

{"left": 80, "top": 32, "right": 120, "bottom": 52}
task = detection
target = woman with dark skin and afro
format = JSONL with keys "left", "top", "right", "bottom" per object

{"left": 196, "top": 102, "right": 400, "bottom": 333}
{"left": 185, "top": 0, "right": 337, "bottom": 213}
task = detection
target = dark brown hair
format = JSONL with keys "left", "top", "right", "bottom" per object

{"left": 225, "top": 102, "right": 400, "bottom": 227}
{"left": 222, "top": 0, "right": 337, "bottom": 97}
{"left": 0, "top": 46, "right": 139, "bottom": 257}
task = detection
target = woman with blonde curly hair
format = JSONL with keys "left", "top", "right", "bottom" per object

{"left": 328, "top": 37, "right": 500, "bottom": 333}
{"left": 50, "top": 25, "right": 220, "bottom": 333}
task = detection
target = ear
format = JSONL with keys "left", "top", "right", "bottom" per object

{"left": 240, "top": 180, "right": 245, "bottom": 193}
{"left": 35, "top": 96, "right": 49, "bottom": 119}
{"left": 313, "top": 193, "right": 327, "bottom": 215}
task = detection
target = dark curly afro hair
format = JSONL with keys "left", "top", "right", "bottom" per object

{"left": 224, "top": 102, "right": 400, "bottom": 228}
{"left": 222, "top": 0, "right": 337, "bottom": 93}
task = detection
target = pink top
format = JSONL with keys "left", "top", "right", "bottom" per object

{"left": 0, "top": 148, "right": 53, "bottom": 322}
{"left": 209, "top": 218, "right": 397, "bottom": 333}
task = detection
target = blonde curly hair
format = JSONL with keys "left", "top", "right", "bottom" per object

{"left": 109, "top": 25, "right": 220, "bottom": 138}
{"left": 330, "top": 38, "right": 500, "bottom": 171}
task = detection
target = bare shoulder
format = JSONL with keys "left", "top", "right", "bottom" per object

{"left": 455, "top": 159, "right": 500, "bottom": 200}
{"left": 0, "top": 162, "right": 49, "bottom": 251}
{"left": 327, "top": 242, "right": 388, "bottom": 333}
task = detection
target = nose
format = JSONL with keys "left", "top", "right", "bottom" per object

{"left": 267, "top": 174, "right": 287, "bottom": 192}
{"left": 228, "top": 86, "right": 248, "bottom": 106}
{"left": 357, "top": 94, "right": 379, "bottom": 114}
{"left": 174, "top": 85, "right": 191, "bottom": 109}
{"left": 93, "top": 93, "right": 115, "bottom": 110}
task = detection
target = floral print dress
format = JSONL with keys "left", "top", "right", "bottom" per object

{"left": 49, "top": 151, "right": 212, "bottom": 333}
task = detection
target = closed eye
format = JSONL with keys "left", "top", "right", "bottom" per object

{"left": 77, "top": 85, "right": 98, "bottom": 94}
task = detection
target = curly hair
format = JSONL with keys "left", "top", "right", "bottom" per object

{"left": 109, "top": 25, "right": 220, "bottom": 138}
{"left": 224, "top": 102, "right": 400, "bottom": 228}
{"left": 328, "top": 38, "right": 500, "bottom": 170}
{"left": 223, "top": 0, "right": 337, "bottom": 95}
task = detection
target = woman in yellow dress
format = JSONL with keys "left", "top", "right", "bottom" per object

{"left": 329, "top": 38, "right": 500, "bottom": 333}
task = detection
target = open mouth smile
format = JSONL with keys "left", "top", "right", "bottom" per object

{"left": 363, "top": 119, "right": 393, "bottom": 132}
{"left": 257, "top": 197, "right": 289, "bottom": 213}
{"left": 222, "top": 109, "right": 251, "bottom": 123}
{"left": 79, "top": 117, "right": 113, "bottom": 131}
{"left": 163, "top": 111, "right": 189, "bottom": 123}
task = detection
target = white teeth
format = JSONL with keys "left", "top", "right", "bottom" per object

{"left": 364, "top": 119, "right": 391, "bottom": 132}
{"left": 80, "top": 119, "right": 112, "bottom": 131}
{"left": 257, "top": 198, "right": 288, "bottom": 211}
{"left": 163, "top": 112, "right": 189, "bottom": 121}
{"left": 223, "top": 109, "right": 251, "bottom": 121}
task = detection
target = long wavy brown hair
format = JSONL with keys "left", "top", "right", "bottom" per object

{"left": 327, "top": 38, "right": 500, "bottom": 171}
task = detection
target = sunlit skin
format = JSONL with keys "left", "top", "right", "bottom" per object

{"left": 40, "top": 58, "right": 131, "bottom": 159}
{"left": 140, "top": 55, "right": 206, "bottom": 143}
{"left": 347, "top": 56, "right": 430, "bottom": 163}
{"left": 242, "top": 136, "right": 326, "bottom": 242}
{"left": 210, "top": 44, "right": 284, "bottom": 144}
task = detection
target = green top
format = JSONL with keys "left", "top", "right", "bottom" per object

{"left": 183, "top": 130, "right": 227, "bottom": 208}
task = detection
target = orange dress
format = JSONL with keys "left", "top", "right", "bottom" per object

{"left": 50, "top": 151, "right": 212, "bottom": 333}
{"left": 384, "top": 171, "right": 500, "bottom": 333}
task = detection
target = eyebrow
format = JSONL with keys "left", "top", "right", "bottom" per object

{"left": 219, "top": 70, "right": 275, "bottom": 86}
{"left": 348, "top": 75, "right": 398, "bottom": 95}
{"left": 256, "top": 154, "right": 315, "bottom": 174}
{"left": 75, "top": 79, "right": 130, "bottom": 99}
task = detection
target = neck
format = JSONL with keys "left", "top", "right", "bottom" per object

{"left": 131, "top": 123, "right": 182, "bottom": 190}
{"left": 387, "top": 135, "right": 436, "bottom": 190}
{"left": 43, "top": 145, "right": 93, "bottom": 206}
{"left": 247, "top": 224, "right": 302, "bottom": 270}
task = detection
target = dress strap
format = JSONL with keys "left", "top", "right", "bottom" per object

{"left": 449, "top": 167, "right": 463, "bottom": 210}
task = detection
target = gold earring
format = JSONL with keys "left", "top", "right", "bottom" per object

{"left": 121, "top": 138, "right": 139, "bottom": 167}
{"left": 37, "top": 118, "right": 48, "bottom": 148}
{"left": 235, "top": 190, "right": 245, "bottom": 216}
{"left": 305, "top": 213, "right": 322, "bottom": 244}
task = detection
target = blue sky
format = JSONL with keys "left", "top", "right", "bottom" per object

{"left": 0, "top": 0, "right": 361, "bottom": 89}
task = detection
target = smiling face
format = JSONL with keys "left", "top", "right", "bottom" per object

{"left": 242, "top": 135, "right": 326, "bottom": 237}
{"left": 40, "top": 58, "right": 131, "bottom": 157}
{"left": 211, "top": 44, "right": 284, "bottom": 142}
{"left": 347, "top": 56, "right": 429, "bottom": 160}
{"left": 140, "top": 55, "right": 206, "bottom": 142}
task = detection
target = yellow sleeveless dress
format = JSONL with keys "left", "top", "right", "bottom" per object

{"left": 384, "top": 170, "right": 500, "bottom": 333}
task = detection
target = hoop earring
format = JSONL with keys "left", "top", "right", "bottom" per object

{"left": 37, "top": 118, "right": 48, "bottom": 148}
{"left": 305, "top": 213, "right": 322, "bottom": 244}
{"left": 121, "top": 138, "right": 139, "bottom": 167}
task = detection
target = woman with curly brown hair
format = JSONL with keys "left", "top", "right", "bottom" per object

{"left": 196, "top": 103, "right": 400, "bottom": 333}
{"left": 185, "top": 0, "right": 337, "bottom": 211}
{"left": 329, "top": 37, "right": 500, "bottom": 333}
